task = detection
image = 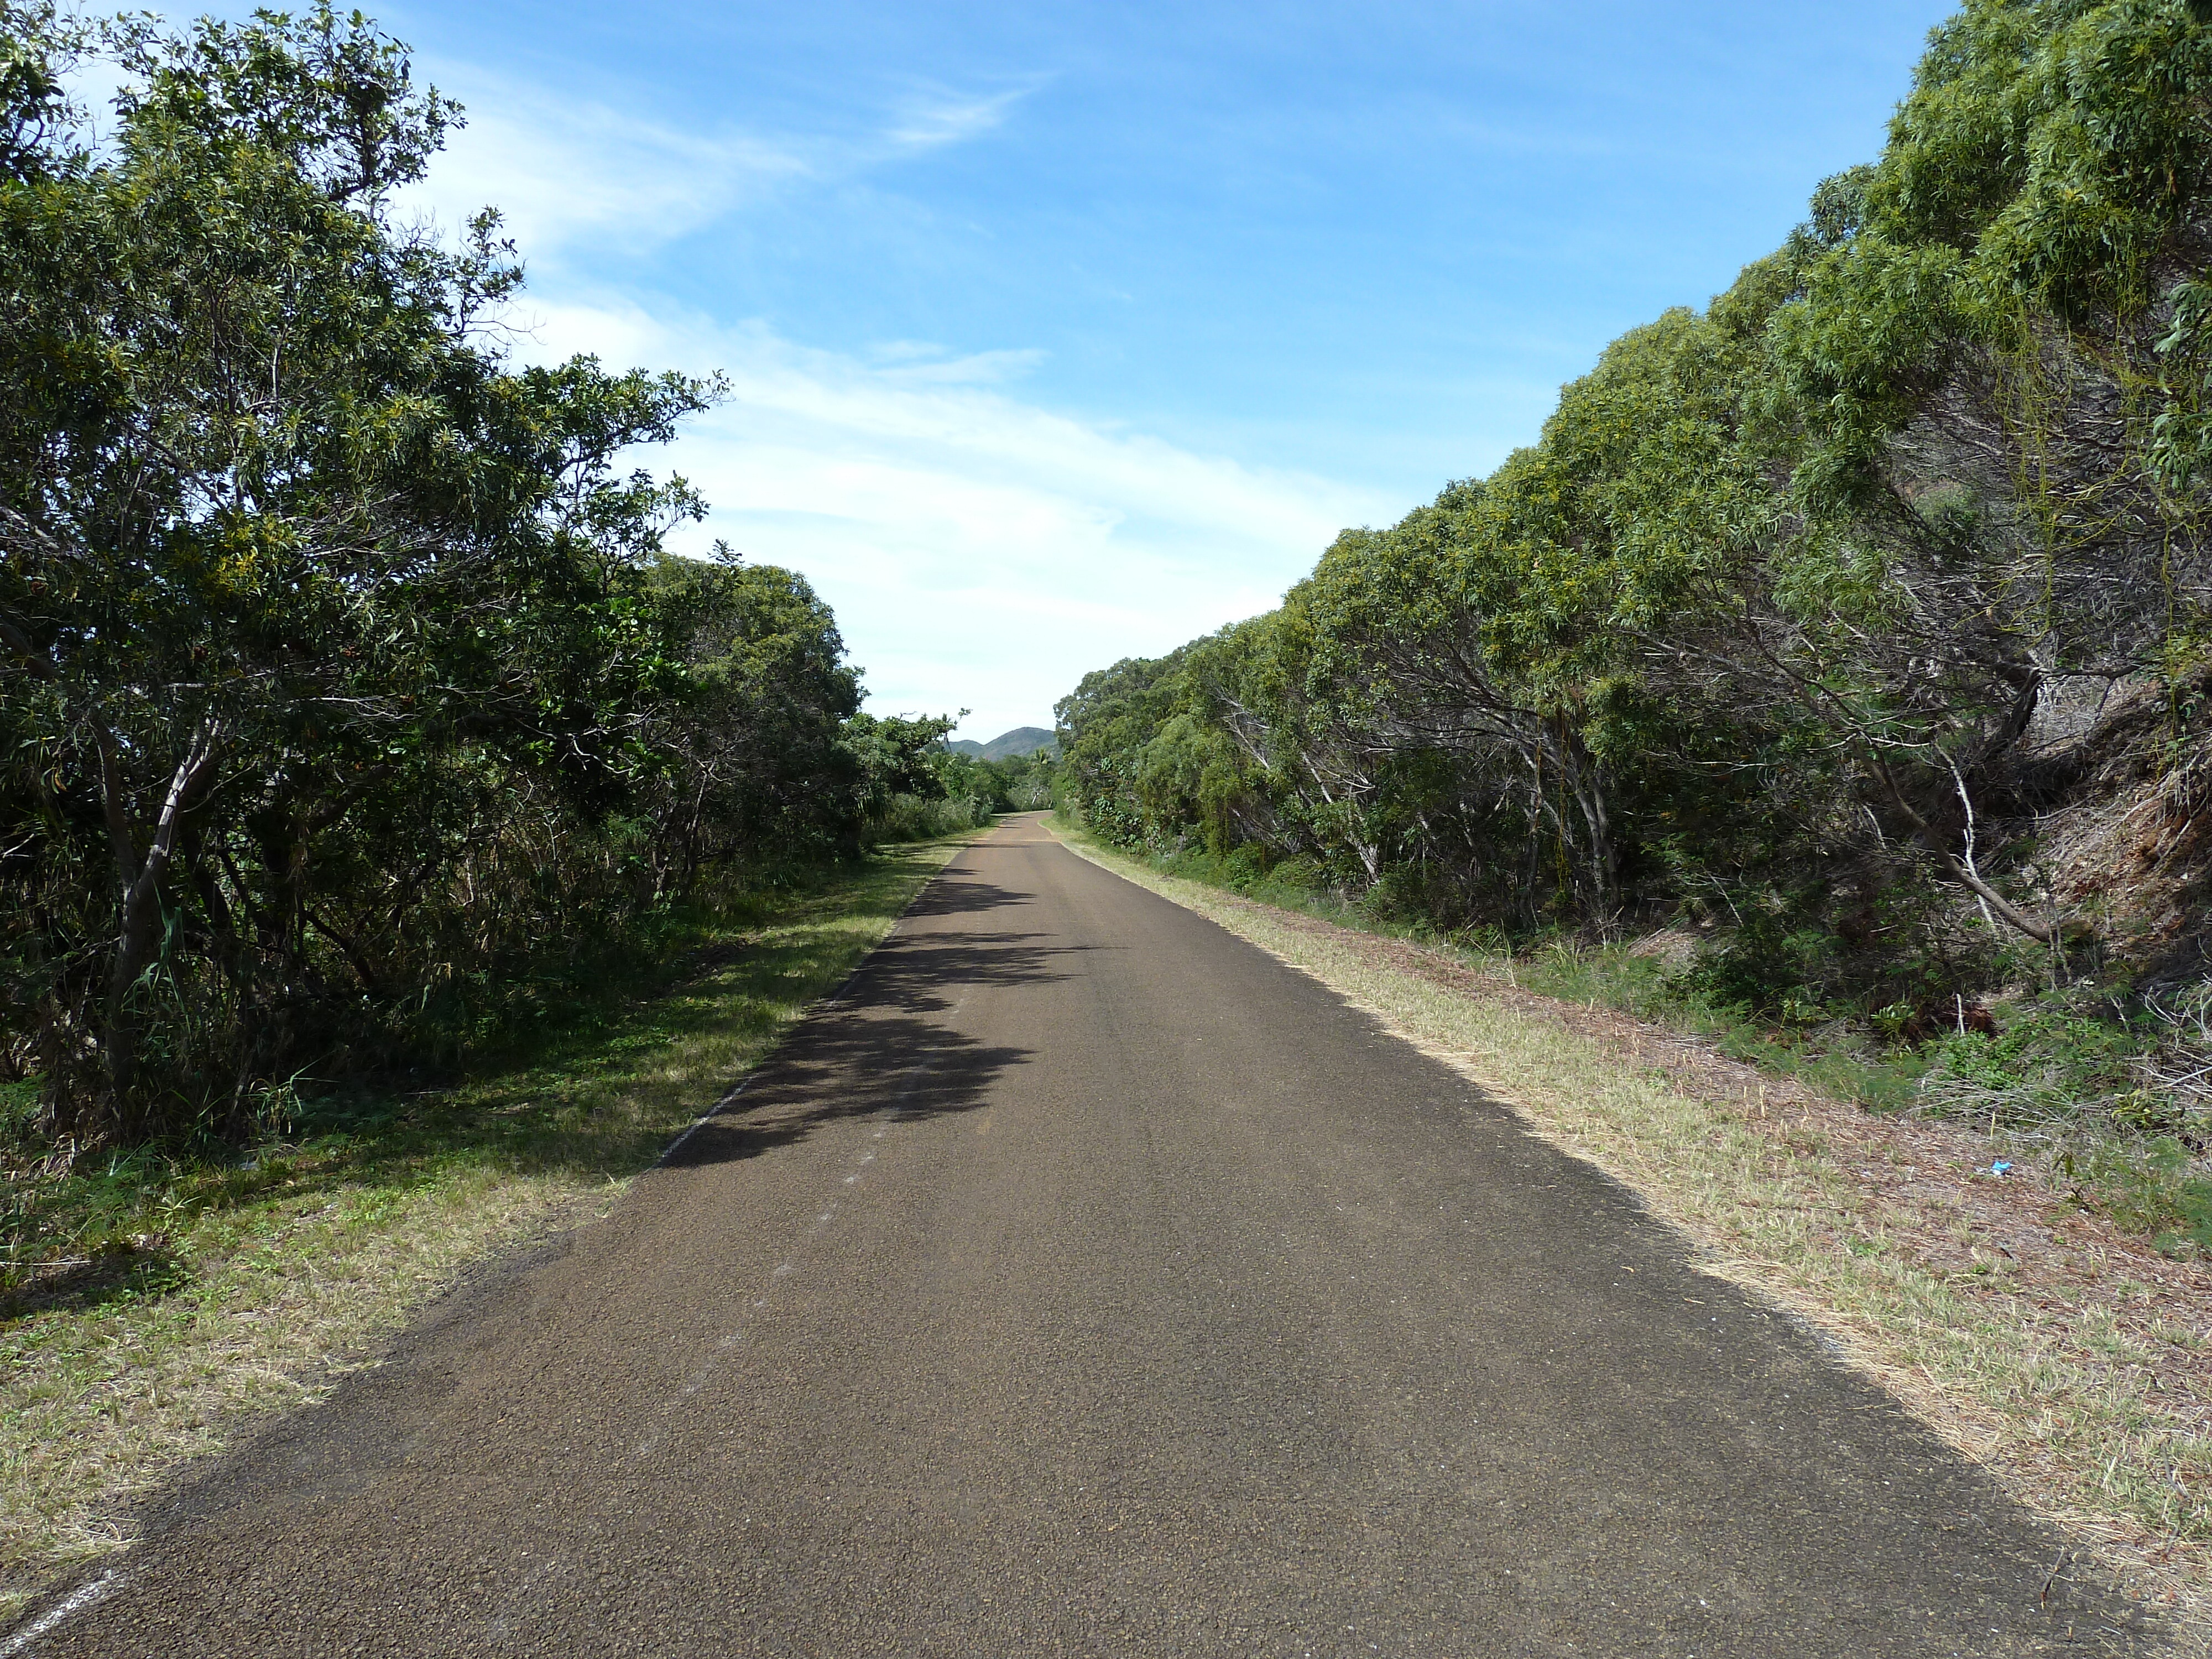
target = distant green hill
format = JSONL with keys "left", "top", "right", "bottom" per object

{"left": 945, "top": 726, "right": 1060, "bottom": 761}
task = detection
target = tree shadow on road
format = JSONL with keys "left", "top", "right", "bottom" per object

{"left": 900, "top": 870, "right": 1032, "bottom": 919}
{"left": 848, "top": 926, "right": 1114, "bottom": 1010}
{"left": 665, "top": 923, "right": 1100, "bottom": 1168}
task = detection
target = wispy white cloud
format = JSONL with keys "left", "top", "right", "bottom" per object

{"left": 398, "top": 70, "right": 810, "bottom": 263}
{"left": 509, "top": 296, "right": 1393, "bottom": 737}
{"left": 398, "top": 60, "right": 1381, "bottom": 736}
{"left": 886, "top": 85, "right": 1036, "bottom": 150}
{"left": 859, "top": 342, "right": 1049, "bottom": 385}
{"left": 400, "top": 67, "right": 1041, "bottom": 271}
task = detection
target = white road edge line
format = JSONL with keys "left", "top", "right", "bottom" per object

{"left": 1, "top": 1571, "right": 119, "bottom": 1657}
{"left": 655, "top": 1073, "right": 756, "bottom": 1166}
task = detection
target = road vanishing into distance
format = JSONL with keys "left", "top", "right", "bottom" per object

{"left": 16, "top": 817, "right": 2150, "bottom": 1657}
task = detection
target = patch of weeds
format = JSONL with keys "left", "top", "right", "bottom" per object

{"left": 2056, "top": 1135, "right": 2212, "bottom": 1256}
{"left": 0, "top": 1241, "right": 191, "bottom": 1322}
{"left": 1673, "top": 905, "right": 1848, "bottom": 1015}
{"left": 1511, "top": 940, "right": 1673, "bottom": 1018}
{"left": 1917, "top": 1001, "right": 2148, "bottom": 1132}
{"left": 0, "top": 1080, "right": 38, "bottom": 1146}
{"left": 1911, "top": 990, "right": 2212, "bottom": 1247}
{"left": 1142, "top": 844, "right": 1386, "bottom": 935}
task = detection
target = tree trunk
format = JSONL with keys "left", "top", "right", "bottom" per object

{"left": 95, "top": 717, "right": 225, "bottom": 1125}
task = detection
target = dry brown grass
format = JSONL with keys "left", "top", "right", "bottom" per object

{"left": 1055, "top": 825, "right": 2212, "bottom": 1637}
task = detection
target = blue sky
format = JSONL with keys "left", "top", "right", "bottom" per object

{"left": 366, "top": 0, "right": 1955, "bottom": 738}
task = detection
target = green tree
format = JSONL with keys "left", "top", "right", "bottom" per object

{"left": 0, "top": 6, "right": 925, "bottom": 1145}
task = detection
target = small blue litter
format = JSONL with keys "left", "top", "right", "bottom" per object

{"left": 1988, "top": 1160, "right": 2012, "bottom": 1176}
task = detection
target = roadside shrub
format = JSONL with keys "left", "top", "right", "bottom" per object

{"left": 868, "top": 794, "right": 993, "bottom": 844}
{"left": 1674, "top": 904, "right": 1844, "bottom": 1016}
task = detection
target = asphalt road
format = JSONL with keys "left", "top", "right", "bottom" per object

{"left": 14, "top": 816, "right": 2154, "bottom": 1657}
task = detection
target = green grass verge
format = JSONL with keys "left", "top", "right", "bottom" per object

{"left": 0, "top": 837, "right": 972, "bottom": 1616}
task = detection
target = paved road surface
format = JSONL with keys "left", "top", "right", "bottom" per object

{"left": 13, "top": 817, "right": 2152, "bottom": 1656}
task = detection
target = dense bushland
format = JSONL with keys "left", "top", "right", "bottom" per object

{"left": 0, "top": 6, "right": 957, "bottom": 1151}
{"left": 1060, "top": 0, "right": 2212, "bottom": 1165}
